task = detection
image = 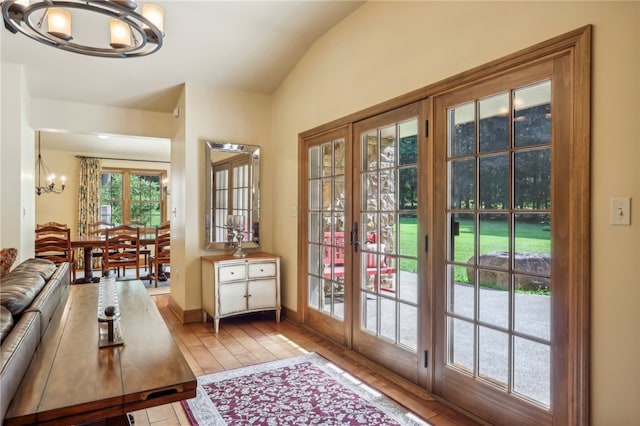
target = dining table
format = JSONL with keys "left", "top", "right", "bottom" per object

{"left": 71, "top": 233, "right": 156, "bottom": 284}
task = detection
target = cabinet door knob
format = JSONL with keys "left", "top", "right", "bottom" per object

{"left": 260, "top": 269, "right": 264, "bottom": 272}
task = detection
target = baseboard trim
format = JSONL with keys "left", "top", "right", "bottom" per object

{"left": 281, "top": 305, "right": 299, "bottom": 323}
{"left": 167, "top": 295, "right": 202, "bottom": 324}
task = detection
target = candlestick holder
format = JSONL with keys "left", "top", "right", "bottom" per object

{"left": 228, "top": 214, "right": 247, "bottom": 258}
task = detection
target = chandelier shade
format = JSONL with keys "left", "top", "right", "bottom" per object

{"left": 1, "top": 0, "right": 164, "bottom": 58}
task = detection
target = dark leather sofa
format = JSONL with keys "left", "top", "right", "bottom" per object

{"left": 0, "top": 259, "right": 70, "bottom": 424}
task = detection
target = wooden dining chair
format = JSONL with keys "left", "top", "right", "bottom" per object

{"left": 103, "top": 225, "right": 140, "bottom": 280}
{"left": 123, "top": 221, "right": 152, "bottom": 275}
{"left": 37, "top": 221, "right": 67, "bottom": 229}
{"left": 35, "top": 224, "right": 75, "bottom": 282}
{"left": 149, "top": 222, "right": 170, "bottom": 288}
{"left": 86, "top": 221, "right": 114, "bottom": 277}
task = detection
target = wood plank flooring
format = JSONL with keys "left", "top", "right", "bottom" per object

{"left": 130, "top": 294, "right": 482, "bottom": 426}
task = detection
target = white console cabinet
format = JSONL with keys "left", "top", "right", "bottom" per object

{"left": 201, "top": 253, "right": 281, "bottom": 333}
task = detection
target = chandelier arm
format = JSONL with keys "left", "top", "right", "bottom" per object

{"left": 35, "top": 132, "right": 66, "bottom": 196}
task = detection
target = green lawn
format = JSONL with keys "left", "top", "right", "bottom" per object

{"left": 395, "top": 216, "right": 551, "bottom": 281}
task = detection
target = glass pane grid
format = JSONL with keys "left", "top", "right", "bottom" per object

{"left": 359, "top": 119, "right": 418, "bottom": 350}
{"left": 445, "top": 81, "right": 552, "bottom": 408}
{"left": 307, "top": 139, "right": 346, "bottom": 320}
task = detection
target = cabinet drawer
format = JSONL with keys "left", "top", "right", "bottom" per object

{"left": 248, "top": 262, "right": 276, "bottom": 278}
{"left": 218, "top": 264, "right": 246, "bottom": 282}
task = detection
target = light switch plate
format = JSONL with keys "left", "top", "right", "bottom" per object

{"left": 611, "top": 197, "right": 631, "bottom": 226}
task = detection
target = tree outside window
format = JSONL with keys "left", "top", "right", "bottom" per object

{"left": 100, "top": 168, "right": 166, "bottom": 227}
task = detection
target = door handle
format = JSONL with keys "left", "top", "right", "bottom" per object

{"left": 350, "top": 222, "right": 360, "bottom": 252}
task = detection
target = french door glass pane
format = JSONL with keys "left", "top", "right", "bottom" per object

{"left": 514, "top": 337, "right": 550, "bottom": 406}
{"left": 449, "top": 102, "right": 475, "bottom": 157}
{"left": 448, "top": 317, "right": 474, "bottom": 373}
{"left": 399, "top": 122, "right": 418, "bottom": 165}
{"left": 479, "top": 92, "right": 510, "bottom": 153}
{"left": 479, "top": 154, "right": 509, "bottom": 209}
{"left": 308, "top": 275, "right": 320, "bottom": 309}
{"left": 445, "top": 80, "right": 552, "bottom": 409}
{"left": 514, "top": 148, "right": 551, "bottom": 210}
{"left": 322, "top": 144, "right": 333, "bottom": 176}
{"left": 398, "top": 213, "right": 416, "bottom": 257}
{"left": 478, "top": 326, "right": 509, "bottom": 387}
{"left": 514, "top": 81, "right": 551, "bottom": 148}
{"left": 398, "top": 259, "right": 417, "bottom": 304}
{"left": 379, "top": 296, "right": 396, "bottom": 341}
{"left": 448, "top": 264, "right": 474, "bottom": 319}
{"left": 479, "top": 213, "right": 509, "bottom": 261}
{"left": 449, "top": 212, "right": 475, "bottom": 264}
{"left": 449, "top": 159, "right": 475, "bottom": 210}
{"left": 399, "top": 303, "right": 417, "bottom": 351}
{"left": 309, "top": 146, "right": 321, "bottom": 179}
{"left": 362, "top": 293, "right": 378, "bottom": 333}
{"left": 479, "top": 270, "right": 509, "bottom": 329}
{"left": 399, "top": 166, "right": 417, "bottom": 211}
{"left": 514, "top": 214, "right": 551, "bottom": 259}
{"left": 514, "top": 281, "right": 550, "bottom": 340}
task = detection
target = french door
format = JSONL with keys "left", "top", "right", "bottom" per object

{"left": 300, "top": 27, "right": 589, "bottom": 425}
{"left": 351, "top": 103, "right": 426, "bottom": 381}
{"left": 301, "top": 102, "right": 427, "bottom": 376}
{"left": 432, "top": 59, "right": 572, "bottom": 424}
{"left": 302, "top": 127, "right": 353, "bottom": 345}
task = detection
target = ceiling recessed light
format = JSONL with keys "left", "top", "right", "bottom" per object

{"left": 97, "top": 135, "right": 109, "bottom": 139}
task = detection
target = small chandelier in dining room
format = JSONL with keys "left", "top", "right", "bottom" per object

{"left": 1, "top": 0, "right": 164, "bottom": 58}
{"left": 35, "top": 132, "right": 66, "bottom": 196}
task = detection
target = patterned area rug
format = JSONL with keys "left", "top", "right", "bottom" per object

{"left": 181, "top": 352, "right": 428, "bottom": 425}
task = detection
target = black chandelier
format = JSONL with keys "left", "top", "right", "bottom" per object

{"left": 1, "top": 0, "right": 164, "bottom": 58}
{"left": 35, "top": 132, "right": 66, "bottom": 196}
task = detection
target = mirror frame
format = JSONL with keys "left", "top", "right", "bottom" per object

{"left": 204, "top": 141, "right": 260, "bottom": 250}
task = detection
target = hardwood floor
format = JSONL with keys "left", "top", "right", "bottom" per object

{"left": 130, "top": 294, "right": 482, "bottom": 426}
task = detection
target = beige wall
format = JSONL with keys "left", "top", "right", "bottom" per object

{"left": 174, "top": 83, "right": 272, "bottom": 313}
{"left": 34, "top": 149, "right": 80, "bottom": 233}
{"left": 1, "top": 64, "right": 35, "bottom": 263}
{"left": 270, "top": 2, "right": 639, "bottom": 424}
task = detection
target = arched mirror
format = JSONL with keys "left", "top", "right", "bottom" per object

{"left": 204, "top": 141, "right": 260, "bottom": 250}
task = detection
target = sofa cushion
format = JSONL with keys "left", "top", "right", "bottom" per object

{"left": 11, "top": 258, "right": 57, "bottom": 281}
{"left": 0, "top": 248, "right": 18, "bottom": 278}
{"left": 0, "top": 306, "right": 13, "bottom": 343}
{"left": 0, "top": 273, "right": 46, "bottom": 316}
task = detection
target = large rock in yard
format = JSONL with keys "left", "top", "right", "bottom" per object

{"left": 466, "top": 251, "right": 551, "bottom": 292}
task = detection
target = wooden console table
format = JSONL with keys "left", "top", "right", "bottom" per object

{"left": 4, "top": 281, "right": 196, "bottom": 425}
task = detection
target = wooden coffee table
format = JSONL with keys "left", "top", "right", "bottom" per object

{"left": 4, "top": 281, "right": 196, "bottom": 425}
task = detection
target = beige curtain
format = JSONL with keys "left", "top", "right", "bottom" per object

{"left": 77, "top": 157, "right": 101, "bottom": 269}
